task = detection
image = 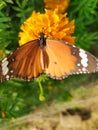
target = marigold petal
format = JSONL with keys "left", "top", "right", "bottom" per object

{"left": 44, "top": 0, "right": 70, "bottom": 13}
{"left": 19, "top": 9, "right": 75, "bottom": 46}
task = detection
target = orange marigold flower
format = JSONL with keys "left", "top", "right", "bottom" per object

{"left": 19, "top": 9, "right": 75, "bottom": 46}
{"left": 44, "top": 0, "right": 70, "bottom": 13}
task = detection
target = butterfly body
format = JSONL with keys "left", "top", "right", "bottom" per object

{"left": 39, "top": 32, "right": 46, "bottom": 48}
{"left": 0, "top": 33, "right": 98, "bottom": 82}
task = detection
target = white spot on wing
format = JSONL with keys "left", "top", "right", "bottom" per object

{"left": 2, "top": 57, "right": 7, "bottom": 63}
{"left": 82, "top": 67, "right": 86, "bottom": 72}
{"left": 6, "top": 75, "right": 10, "bottom": 79}
{"left": 1, "top": 59, "right": 9, "bottom": 75}
{"left": 79, "top": 49, "right": 88, "bottom": 68}
{"left": 10, "top": 70, "right": 14, "bottom": 73}
{"left": 77, "top": 63, "right": 80, "bottom": 66}
{"left": 81, "top": 59, "right": 88, "bottom": 67}
{"left": 2, "top": 67, "right": 9, "bottom": 75}
{"left": 2, "top": 60, "right": 9, "bottom": 68}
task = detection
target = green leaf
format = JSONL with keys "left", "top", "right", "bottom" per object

{"left": 4, "top": 0, "right": 13, "bottom": 4}
{"left": 0, "top": 1, "right": 6, "bottom": 10}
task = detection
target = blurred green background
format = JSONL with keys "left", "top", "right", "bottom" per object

{"left": 0, "top": 0, "right": 98, "bottom": 122}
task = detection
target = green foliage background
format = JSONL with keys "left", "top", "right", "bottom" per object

{"left": 0, "top": 0, "right": 98, "bottom": 122}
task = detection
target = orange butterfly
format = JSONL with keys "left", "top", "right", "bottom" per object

{"left": 0, "top": 32, "right": 98, "bottom": 82}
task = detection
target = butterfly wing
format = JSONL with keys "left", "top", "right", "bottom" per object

{"left": 0, "top": 38, "right": 98, "bottom": 82}
{"left": 0, "top": 40, "right": 43, "bottom": 82}
{"left": 44, "top": 39, "right": 98, "bottom": 79}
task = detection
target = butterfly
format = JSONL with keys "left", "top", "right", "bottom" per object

{"left": 0, "top": 32, "right": 98, "bottom": 82}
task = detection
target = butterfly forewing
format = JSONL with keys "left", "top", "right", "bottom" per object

{"left": 0, "top": 40, "right": 43, "bottom": 82}
{"left": 44, "top": 39, "right": 98, "bottom": 79}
